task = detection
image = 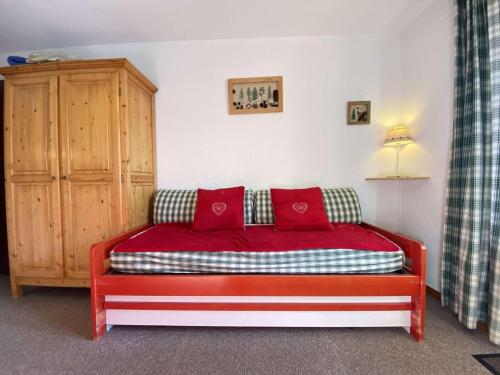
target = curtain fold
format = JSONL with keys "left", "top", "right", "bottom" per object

{"left": 487, "top": 0, "right": 500, "bottom": 343}
{"left": 442, "top": 0, "right": 500, "bottom": 344}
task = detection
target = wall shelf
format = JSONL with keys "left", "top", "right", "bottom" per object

{"left": 365, "top": 176, "right": 430, "bottom": 181}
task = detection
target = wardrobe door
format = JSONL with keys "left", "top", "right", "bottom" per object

{"left": 59, "top": 72, "right": 121, "bottom": 278}
{"left": 4, "top": 75, "right": 63, "bottom": 278}
{"left": 126, "top": 77, "right": 156, "bottom": 229}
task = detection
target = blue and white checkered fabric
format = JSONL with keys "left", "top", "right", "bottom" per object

{"left": 442, "top": 0, "right": 500, "bottom": 345}
{"left": 253, "top": 188, "right": 362, "bottom": 224}
{"left": 154, "top": 189, "right": 254, "bottom": 225}
{"left": 111, "top": 248, "right": 404, "bottom": 274}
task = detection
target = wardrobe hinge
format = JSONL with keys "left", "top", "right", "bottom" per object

{"left": 121, "top": 174, "right": 125, "bottom": 183}
{"left": 118, "top": 87, "right": 122, "bottom": 96}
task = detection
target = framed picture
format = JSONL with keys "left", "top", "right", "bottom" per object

{"left": 347, "top": 101, "right": 371, "bottom": 125}
{"left": 228, "top": 76, "right": 283, "bottom": 114}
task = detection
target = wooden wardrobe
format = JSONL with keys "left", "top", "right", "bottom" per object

{"left": 0, "top": 59, "right": 157, "bottom": 297}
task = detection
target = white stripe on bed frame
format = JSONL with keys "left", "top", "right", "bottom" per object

{"left": 106, "top": 310, "right": 411, "bottom": 328}
{"left": 104, "top": 295, "right": 411, "bottom": 303}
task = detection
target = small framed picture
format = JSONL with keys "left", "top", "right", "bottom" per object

{"left": 228, "top": 76, "right": 283, "bottom": 114}
{"left": 347, "top": 101, "right": 371, "bottom": 125}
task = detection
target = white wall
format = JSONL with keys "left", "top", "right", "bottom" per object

{"left": 399, "top": 0, "right": 454, "bottom": 290}
{"left": 0, "top": 10, "right": 454, "bottom": 289}
{"left": 137, "top": 15, "right": 451, "bottom": 292}
{"left": 0, "top": 35, "right": 403, "bottom": 227}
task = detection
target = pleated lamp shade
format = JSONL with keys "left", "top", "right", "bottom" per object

{"left": 384, "top": 126, "right": 414, "bottom": 146}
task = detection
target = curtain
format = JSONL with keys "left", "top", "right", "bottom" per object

{"left": 442, "top": 0, "right": 500, "bottom": 344}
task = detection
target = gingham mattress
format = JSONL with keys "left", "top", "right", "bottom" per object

{"left": 110, "top": 223, "right": 405, "bottom": 274}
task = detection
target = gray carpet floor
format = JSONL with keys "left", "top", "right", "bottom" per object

{"left": 0, "top": 275, "right": 497, "bottom": 375}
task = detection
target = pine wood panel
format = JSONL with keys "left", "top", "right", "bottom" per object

{"left": 0, "top": 80, "right": 8, "bottom": 276}
{"left": 63, "top": 183, "right": 116, "bottom": 277}
{"left": 62, "top": 73, "right": 115, "bottom": 173}
{"left": 128, "top": 79, "right": 154, "bottom": 174}
{"left": 16, "top": 276, "right": 90, "bottom": 287}
{"left": 4, "top": 76, "right": 63, "bottom": 280}
{"left": 124, "top": 76, "right": 156, "bottom": 230}
{"left": 11, "top": 184, "right": 58, "bottom": 276}
{"left": 66, "top": 80, "right": 112, "bottom": 172}
{"left": 10, "top": 83, "right": 49, "bottom": 173}
{"left": 59, "top": 72, "right": 121, "bottom": 278}
{"left": 129, "top": 183, "right": 154, "bottom": 228}
{"left": 0, "top": 59, "right": 158, "bottom": 94}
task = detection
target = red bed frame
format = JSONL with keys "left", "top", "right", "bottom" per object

{"left": 90, "top": 223, "right": 426, "bottom": 342}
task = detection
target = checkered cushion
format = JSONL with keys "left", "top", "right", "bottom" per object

{"left": 253, "top": 190, "right": 275, "bottom": 224}
{"left": 322, "top": 188, "right": 362, "bottom": 223}
{"left": 111, "top": 248, "right": 404, "bottom": 274}
{"left": 253, "top": 188, "right": 362, "bottom": 224}
{"left": 154, "top": 189, "right": 254, "bottom": 224}
{"left": 154, "top": 190, "right": 196, "bottom": 224}
{"left": 244, "top": 190, "right": 255, "bottom": 224}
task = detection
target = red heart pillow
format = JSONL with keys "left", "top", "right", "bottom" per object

{"left": 192, "top": 186, "right": 245, "bottom": 231}
{"left": 270, "top": 187, "right": 332, "bottom": 231}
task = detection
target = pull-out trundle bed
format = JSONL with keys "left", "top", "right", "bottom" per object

{"left": 90, "top": 222, "right": 426, "bottom": 342}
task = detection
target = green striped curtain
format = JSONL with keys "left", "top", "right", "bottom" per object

{"left": 442, "top": 0, "right": 500, "bottom": 344}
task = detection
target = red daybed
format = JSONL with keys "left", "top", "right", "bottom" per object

{"left": 90, "top": 222, "right": 426, "bottom": 342}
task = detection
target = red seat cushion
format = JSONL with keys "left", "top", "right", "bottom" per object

{"left": 271, "top": 187, "right": 332, "bottom": 231}
{"left": 192, "top": 186, "right": 245, "bottom": 231}
{"left": 113, "top": 223, "right": 400, "bottom": 253}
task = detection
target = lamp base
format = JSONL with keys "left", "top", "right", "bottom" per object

{"left": 385, "top": 175, "right": 411, "bottom": 179}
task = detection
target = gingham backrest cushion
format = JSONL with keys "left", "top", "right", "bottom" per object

{"left": 253, "top": 188, "right": 362, "bottom": 224}
{"left": 253, "top": 190, "right": 275, "bottom": 224}
{"left": 244, "top": 190, "right": 255, "bottom": 223}
{"left": 322, "top": 188, "right": 362, "bottom": 223}
{"left": 154, "top": 189, "right": 254, "bottom": 224}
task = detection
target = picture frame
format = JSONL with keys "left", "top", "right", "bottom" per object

{"left": 347, "top": 101, "right": 371, "bottom": 125}
{"left": 228, "top": 76, "right": 283, "bottom": 114}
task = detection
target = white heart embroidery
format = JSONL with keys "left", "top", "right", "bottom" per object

{"left": 212, "top": 202, "right": 227, "bottom": 216}
{"left": 292, "top": 202, "right": 308, "bottom": 214}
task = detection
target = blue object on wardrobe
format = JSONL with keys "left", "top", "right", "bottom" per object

{"left": 7, "top": 56, "right": 27, "bottom": 65}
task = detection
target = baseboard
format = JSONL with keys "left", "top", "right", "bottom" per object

{"left": 426, "top": 285, "right": 441, "bottom": 301}
{"left": 426, "top": 285, "right": 487, "bottom": 333}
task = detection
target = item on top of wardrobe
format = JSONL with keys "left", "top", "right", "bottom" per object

{"left": 27, "top": 50, "right": 79, "bottom": 63}
{"left": 7, "top": 56, "right": 27, "bottom": 66}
